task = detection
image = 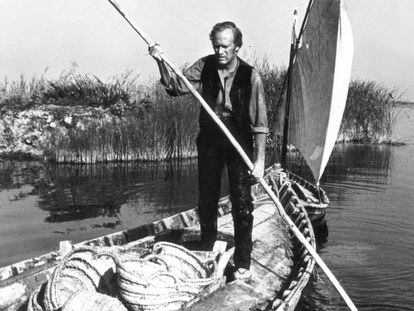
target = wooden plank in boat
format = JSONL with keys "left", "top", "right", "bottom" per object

{"left": 217, "top": 198, "right": 278, "bottom": 234}
{"left": 248, "top": 204, "right": 293, "bottom": 300}
{"left": 251, "top": 203, "right": 277, "bottom": 224}
{"left": 251, "top": 239, "right": 292, "bottom": 277}
{"left": 186, "top": 280, "right": 266, "bottom": 311}
{"left": 249, "top": 259, "right": 284, "bottom": 300}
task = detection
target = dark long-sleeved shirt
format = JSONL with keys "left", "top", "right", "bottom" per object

{"left": 163, "top": 57, "right": 269, "bottom": 134}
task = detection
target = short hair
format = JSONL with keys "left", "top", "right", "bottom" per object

{"left": 209, "top": 21, "right": 243, "bottom": 48}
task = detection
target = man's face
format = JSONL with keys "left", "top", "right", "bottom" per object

{"left": 212, "top": 28, "right": 239, "bottom": 67}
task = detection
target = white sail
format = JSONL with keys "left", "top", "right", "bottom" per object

{"left": 288, "top": 0, "right": 354, "bottom": 183}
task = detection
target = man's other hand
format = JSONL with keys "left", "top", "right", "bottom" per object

{"left": 251, "top": 160, "right": 264, "bottom": 180}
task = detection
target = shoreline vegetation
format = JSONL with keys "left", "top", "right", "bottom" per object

{"left": 0, "top": 61, "right": 403, "bottom": 164}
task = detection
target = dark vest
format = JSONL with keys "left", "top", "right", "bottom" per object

{"left": 199, "top": 55, "right": 253, "bottom": 139}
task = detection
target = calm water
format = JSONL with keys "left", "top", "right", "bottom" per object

{"left": 295, "top": 143, "right": 414, "bottom": 310}
{"left": 1, "top": 105, "right": 413, "bottom": 310}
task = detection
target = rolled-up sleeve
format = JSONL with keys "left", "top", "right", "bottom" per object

{"left": 249, "top": 69, "right": 269, "bottom": 134}
{"left": 163, "top": 58, "right": 204, "bottom": 96}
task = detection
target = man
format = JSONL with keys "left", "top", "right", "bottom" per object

{"left": 149, "top": 21, "right": 268, "bottom": 280}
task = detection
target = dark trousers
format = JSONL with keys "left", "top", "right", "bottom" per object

{"left": 197, "top": 127, "right": 254, "bottom": 270}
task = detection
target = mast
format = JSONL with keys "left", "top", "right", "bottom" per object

{"left": 280, "top": 10, "right": 297, "bottom": 168}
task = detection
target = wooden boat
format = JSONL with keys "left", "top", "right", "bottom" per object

{"left": 0, "top": 164, "right": 316, "bottom": 311}
{"left": 286, "top": 170, "right": 329, "bottom": 224}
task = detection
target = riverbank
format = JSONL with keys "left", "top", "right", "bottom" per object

{"left": 0, "top": 68, "right": 403, "bottom": 163}
{"left": 0, "top": 73, "right": 199, "bottom": 163}
{"left": 0, "top": 102, "right": 198, "bottom": 162}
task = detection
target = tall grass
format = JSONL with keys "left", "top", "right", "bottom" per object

{"left": 339, "top": 79, "right": 400, "bottom": 143}
{"left": 44, "top": 77, "right": 199, "bottom": 163}
{"left": 0, "top": 74, "right": 47, "bottom": 113}
{"left": 255, "top": 59, "right": 286, "bottom": 155}
{"left": 0, "top": 60, "right": 401, "bottom": 163}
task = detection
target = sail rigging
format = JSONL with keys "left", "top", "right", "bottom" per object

{"left": 282, "top": 0, "right": 354, "bottom": 184}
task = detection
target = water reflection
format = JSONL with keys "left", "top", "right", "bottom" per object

{"left": 285, "top": 143, "right": 392, "bottom": 183}
{"left": 0, "top": 160, "right": 198, "bottom": 225}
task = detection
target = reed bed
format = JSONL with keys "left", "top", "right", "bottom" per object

{"left": 339, "top": 79, "right": 400, "bottom": 143}
{"left": 0, "top": 61, "right": 401, "bottom": 163}
{"left": 254, "top": 59, "right": 400, "bottom": 144}
{"left": 254, "top": 58, "right": 287, "bottom": 150}
{"left": 48, "top": 84, "right": 199, "bottom": 163}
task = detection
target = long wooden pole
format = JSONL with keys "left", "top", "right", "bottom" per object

{"left": 106, "top": 1, "right": 358, "bottom": 310}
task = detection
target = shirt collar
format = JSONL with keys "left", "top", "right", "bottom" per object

{"left": 218, "top": 57, "right": 239, "bottom": 78}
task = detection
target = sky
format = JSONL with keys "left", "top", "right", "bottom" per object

{"left": 1, "top": 0, "right": 413, "bottom": 101}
